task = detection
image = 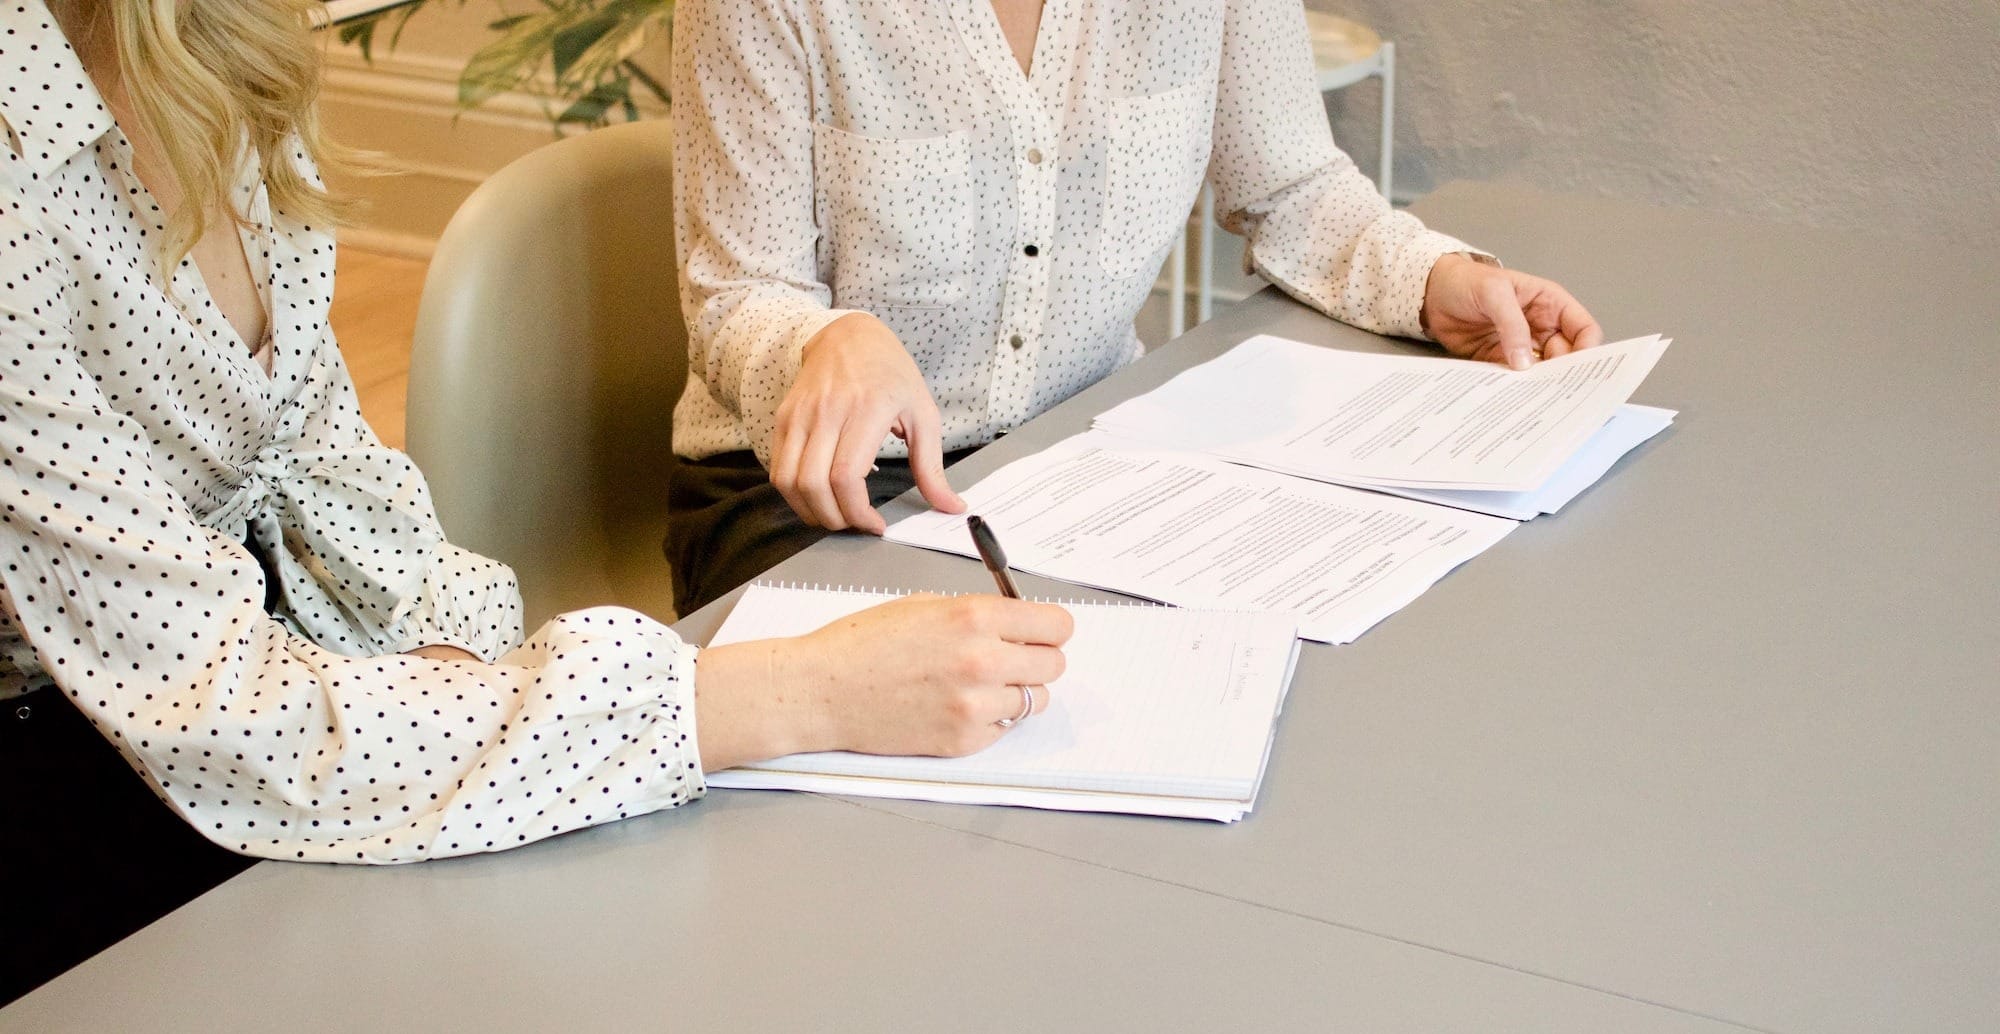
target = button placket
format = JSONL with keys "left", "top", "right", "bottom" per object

{"left": 948, "top": 0, "right": 1064, "bottom": 437}
{"left": 987, "top": 101, "right": 1058, "bottom": 435}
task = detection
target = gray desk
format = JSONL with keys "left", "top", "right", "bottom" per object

{"left": 7, "top": 184, "right": 1995, "bottom": 1033}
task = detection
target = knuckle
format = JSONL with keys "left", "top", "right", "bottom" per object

{"left": 952, "top": 650, "right": 994, "bottom": 686}
{"left": 943, "top": 686, "right": 984, "bottom": 723}
{"left": 946, "top": 596, "right": 989, "bottom": 635}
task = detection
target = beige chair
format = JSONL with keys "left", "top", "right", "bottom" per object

{"left": 406, "top": 120, "right": 683, "bottom": 629}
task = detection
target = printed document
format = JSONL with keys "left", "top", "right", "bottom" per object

{"left": 1093, "top": 333, "right": 1670, "bottom": 492}
{"left": 1356, "top": 403, "right": 1676, "bottom": 519}
{"left": 885, "top": 432, "right": 1515, "bottom": 644}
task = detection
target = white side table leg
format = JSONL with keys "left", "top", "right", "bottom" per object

{"left": 1168, "top": 223, "right": 1188, "bottom": 339}
{"left": 1196, "top": 186, "right": 1215, "bottom": 324}
{"left": 1377, "top": 41, "right": 1395, "bottom": 201}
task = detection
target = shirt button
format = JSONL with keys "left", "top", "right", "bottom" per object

{"left": 1026, "top": 148, "right": 1044, "bottom": 165}
{"left": 1009, "top": 334, "right": 1026, "bottom": 350}
{"left": 1023, "top": 244, "right": 1040, "bottom": 257}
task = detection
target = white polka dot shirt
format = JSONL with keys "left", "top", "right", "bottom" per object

{"left": 0, "top": 3, "right": 704, "bottom": 863}
{"left": 671, "top": 0, "right": 1484, "bottom": 465}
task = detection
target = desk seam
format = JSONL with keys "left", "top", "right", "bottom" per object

{"left": 829, "top": 797, "right": 1787, "bottom": 1034}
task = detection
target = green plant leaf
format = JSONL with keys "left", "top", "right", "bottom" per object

{"left": 551, "top": 10, "right": 659, "bottom": 95}
{"left": 555, "top": 81, "right": 633, "bottom": 128}
{"left": 622, "top": 57, "right": 669, "bottom": 105}
{"left": 458, "top": 12, "right": 564, "bottom": 108}
{"left": 338, "top": 19, "right": 379, "bottom": 62}
{"left": 551, "top": 13, "right": 621, "bottom": 81}
{"left": 448, "top": 0, "right": 675, "bottom": 125}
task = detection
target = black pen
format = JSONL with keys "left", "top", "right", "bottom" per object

{"left": 965, "top": 515, "right": 1022, "bottom": 599}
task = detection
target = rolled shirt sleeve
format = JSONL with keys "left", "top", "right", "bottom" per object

{"left": 1209, "top": 0, "right": 1488, "bottom": 341}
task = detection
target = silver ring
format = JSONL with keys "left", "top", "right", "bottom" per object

{"left": 995, "top": 684, "right": 1035, "bottom": 728}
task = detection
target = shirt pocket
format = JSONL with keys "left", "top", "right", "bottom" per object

{"left": 814, "top": 123, "right": 975, "bottom": 309}
{"left": 1098, "top": 80, "right": 1213, "bottom": 280}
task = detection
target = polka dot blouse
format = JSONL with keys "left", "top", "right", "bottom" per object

{"left": 670, "top": 0, "right": 1486, "bottom": 466}
{"left": 0, "top": 3, "right": 704, "bottom": 864}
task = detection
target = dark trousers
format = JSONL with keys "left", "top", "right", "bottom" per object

{"left": 666, "top": 449, "right": 977, "bottom": 616}
{"left": 0, "top": 687, "right": 255, "bottom": 1005}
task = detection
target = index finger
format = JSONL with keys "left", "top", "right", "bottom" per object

{"left": 830, "top": 414, "right": 891, "bottom": 534}
{"left": 903, "top": 402, "right": 966, "bottom": 514}
{"left": 1561, "top": 295, "right": 1604, "bottom": 351}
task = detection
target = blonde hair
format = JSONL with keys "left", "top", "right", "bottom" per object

{"left": 105, "top": 0, "right": 353, "bottom": 268}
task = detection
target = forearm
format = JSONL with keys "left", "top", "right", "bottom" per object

{"left": 1237, "top": 161, "right": 1486, "bottom": 340}
{"left": 55, "top": 607, "right": 706, "bottom": 864}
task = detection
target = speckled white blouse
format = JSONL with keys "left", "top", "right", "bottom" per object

{"left": 0, "top": 1, "right": 703, "bottom": 863}
{"left": 671, "top": 0, "right": 1483, "bottom": 464}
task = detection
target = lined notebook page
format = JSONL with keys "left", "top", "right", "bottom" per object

{"left": 706, "top": 585, "right": 1300, "bottom": 803}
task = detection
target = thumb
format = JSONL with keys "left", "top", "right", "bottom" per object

{"left": 903, "top": 404, "right": 965, "bottom": 514}
{"left": 1481, "top": 275, "right": 1537, "bottom": 370}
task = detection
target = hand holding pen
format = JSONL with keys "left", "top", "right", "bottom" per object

{"left": 966, "top": 515, "right": 1043, "bottom": 726}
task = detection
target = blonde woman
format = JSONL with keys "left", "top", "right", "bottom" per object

{"left": 0, "top": 0, "right": 1070, "bottom": 1003}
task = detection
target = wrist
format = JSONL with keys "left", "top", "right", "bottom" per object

{"left": 694, "top": 640, "right": 821, "bottom": 771}
{"left": 765, "top": 637, "right": 842, "bottom": 755}
{"left": 800, "top": 311, "right": 882, "bottom": 364}
{"left": 1420, "top": 253, "right": 1476, "bottom": 337}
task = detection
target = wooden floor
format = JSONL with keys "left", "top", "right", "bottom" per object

{"left": 328, "top": 248, "right": 427, "bottom": 450}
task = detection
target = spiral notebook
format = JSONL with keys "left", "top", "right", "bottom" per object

{"left": 705, "top": 584, "right": 1303, "bottom": 822}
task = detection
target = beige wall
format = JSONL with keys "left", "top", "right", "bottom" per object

{"left": 318, "top": 3, "right": 668, "bottom": 256}
{"left": 328, "top": 2, "right": 1999, "bottom": 263}
{"left": 1312, "top": 0, "right": 2000, "bottom": 246}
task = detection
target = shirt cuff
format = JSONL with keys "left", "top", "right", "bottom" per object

{"left": 651, "top": 637, "right": 708, "bottom": 806}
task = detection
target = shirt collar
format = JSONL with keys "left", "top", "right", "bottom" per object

{"left": 0, "top": 0, "right": 117, "bottom": 177}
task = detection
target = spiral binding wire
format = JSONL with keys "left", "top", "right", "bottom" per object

{"left": 749, "top": 580, "right": 1172, "bottom": 609}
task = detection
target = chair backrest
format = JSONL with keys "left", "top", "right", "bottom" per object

{"left": 406, "top": 120, "right": 684, "bottom": 628}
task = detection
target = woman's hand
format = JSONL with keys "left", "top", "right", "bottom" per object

{"left": 1421, "top": 254, "right": 1604, "bottom": 370}
{"left": 770, "top": 313, "right": 967, "bottom": 534}
{"left": 692, "top": 594, "right": 1074, "bottom": 771}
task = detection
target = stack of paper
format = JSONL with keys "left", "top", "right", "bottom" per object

{"left": 706, "top": 584, "right": 1302, "bottom": 821}
{"left": 885, "top": 434, "right": 1515, "bottom": 644}
{"left": 887, "top": 333, "right": 1674, "bottom": 641}
{"left": 1092, "top": 334, "right": 1675, "bottom": 518}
